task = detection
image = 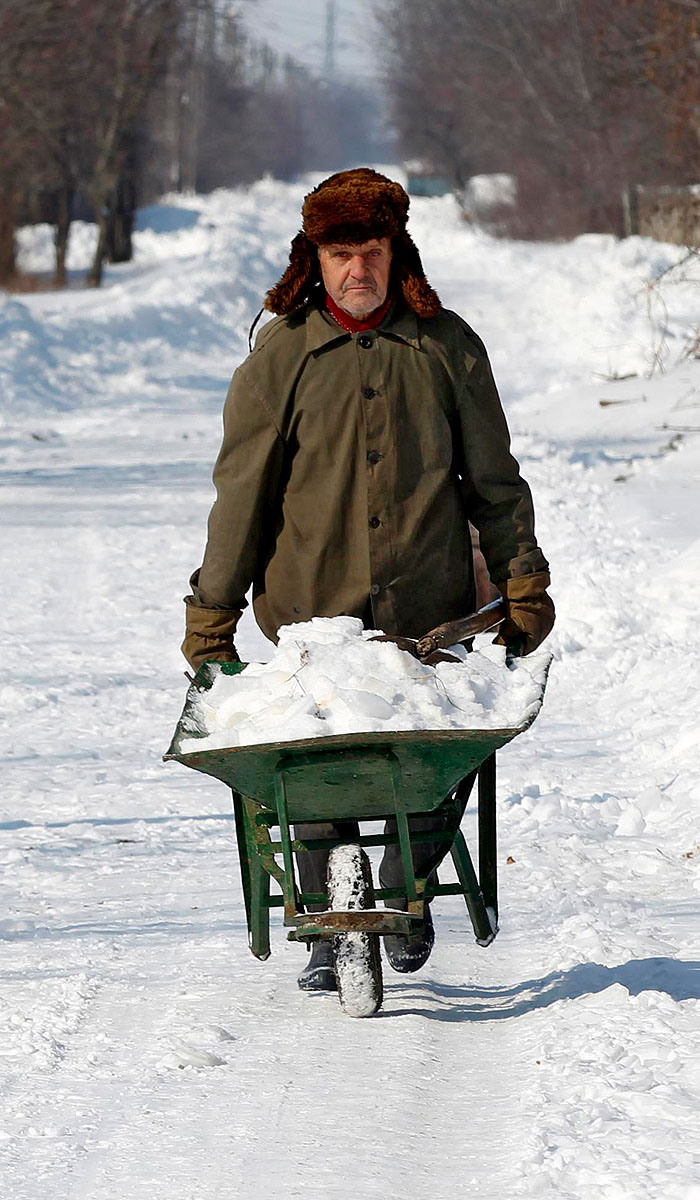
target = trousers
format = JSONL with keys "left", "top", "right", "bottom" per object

{"left": 294, "top": 772, "right": 475, "bottom": 910}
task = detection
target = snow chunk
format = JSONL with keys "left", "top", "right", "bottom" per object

{"left": 158, "top": 1040, "right": 225, "bottom": 1070}
{"left": 181, "top": 616, "right": 550, "bottom": 751}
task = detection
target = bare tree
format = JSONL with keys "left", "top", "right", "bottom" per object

{"left": 78, "top": 0, "right": 184, "bottom": 285}
{"left": 0, "top": 1, "right": 53, "bottom": 282}
{"left": 379, "top": 0, "right": 700, "bottom": 238}
{"left": 0, "top": 0, "right": 185, "bottom": 285}
{"left": 1, "top": 0, "right": 390, "bottom": 289}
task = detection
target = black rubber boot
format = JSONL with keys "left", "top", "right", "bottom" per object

{"left": 383, "top": 903, "right": 435, "bottom": 973}
{"left": 297, "top": 939, "right": 337, "bottom": 992}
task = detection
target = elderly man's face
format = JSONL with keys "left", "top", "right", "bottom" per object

{"left": 318, "top": 237, "right": 392, "bottom": 319}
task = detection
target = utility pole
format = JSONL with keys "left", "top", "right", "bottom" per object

{"left": 324, "top": 0, "right": 336, "bottom": 78}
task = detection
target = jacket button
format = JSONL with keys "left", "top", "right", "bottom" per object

{"left": 367, "top": 450, "right": 381, "bottom": 464}
{"left": 362, "top": 386, "right": 376, "bottom": 399}
{"left": 369, "top": 515, "right": 381, "bottom": 528}
{"left": 370, "top": 583, "right": 380, "bottom": 596}
{"left": 358, "top": 335, "right": 373, "bottom": 349}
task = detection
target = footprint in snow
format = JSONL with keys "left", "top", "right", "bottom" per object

{"left": 158, "top": 1026, "right": 235, "bottom": 1070}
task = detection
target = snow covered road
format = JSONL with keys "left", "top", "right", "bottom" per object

{"left": 2, "top": 178, "right": 700, "bottom": 1198}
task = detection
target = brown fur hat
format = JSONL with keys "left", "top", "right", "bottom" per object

{"left": 264, "top": 168, "right": 441, "bottom": 318}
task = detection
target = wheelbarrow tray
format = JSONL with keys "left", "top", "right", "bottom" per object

{"left": 164, "top": 660, "right": 547, "bottom": 823}
{"left": 164, "top": 658, "right": 550, "bottom": 960}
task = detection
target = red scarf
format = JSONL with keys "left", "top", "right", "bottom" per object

{"left": 325, "top": 292, "right": 392, "bottom": 333}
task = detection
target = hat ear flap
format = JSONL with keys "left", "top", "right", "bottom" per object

{"left": 393, "top": 232, "right": 441, "bottom": 318}
{"left": 265, "top": 233, "right": 320, "bottom": 315}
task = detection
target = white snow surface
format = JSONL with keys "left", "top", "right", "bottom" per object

{"left": 2, "top": 176, "right": 700, "bottom": 1198}
{"left": 180, "top": 616, "right": 550, "bottom": 750}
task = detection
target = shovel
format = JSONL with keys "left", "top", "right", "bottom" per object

{"left": 370, "top": 597, "right": 506, "bottom": 664}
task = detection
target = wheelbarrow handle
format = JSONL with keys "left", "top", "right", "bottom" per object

{"left": 415, "top": 598, "right": 506, "bottom": 658}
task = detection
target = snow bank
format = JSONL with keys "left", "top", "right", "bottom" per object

{"left": 5, "top": 175, "right": 698, "bottom": 439}
{"left": 15, "top": 219, "right": 98, "bottom": 274}
{"left": 461, "top": 173, "right": 517, "bottom": 213}
{"left": 0, "top": 298, "right": 60, "bottom": 412}
{"left": 181, "top": 616, "right": 550, "bottom": 750}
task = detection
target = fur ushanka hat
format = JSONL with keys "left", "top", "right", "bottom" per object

{"left": 264, "top": 167, "right": 441, "bottom": 318}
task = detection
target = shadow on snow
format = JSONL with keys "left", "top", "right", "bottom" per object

{"left": 384, "top": 957, "right": 700, "bottom": 1019}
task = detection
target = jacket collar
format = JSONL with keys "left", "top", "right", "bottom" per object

{"left": 304, "top": 296, "right": 421, "bottom": 353}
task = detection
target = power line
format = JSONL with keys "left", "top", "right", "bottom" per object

{"left": 240, "top": 0, "right": 380, "bottom": 81}
{"left": 324, "top": 0, "right": 337, "bottom": 78}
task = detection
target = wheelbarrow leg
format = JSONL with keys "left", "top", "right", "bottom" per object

{"left": 387, "top": 753, "right": 419, "bottom": 905}
{"left": 249, "top": 841, "right": 271, "bottom": 960}
{"left": 232, "top": 790, "right": 271, "bottom": 960}
{"left": 232, "top": 791, "right": 253, "bottom": 929}
{"left": 448, "top": 754, "right": 498, "bottom": 945}
{"left": 478, "top": 753, "right": 498, "bottom": 923}
{"left": 450, "top": 831, "right": 495, "bottom": 945}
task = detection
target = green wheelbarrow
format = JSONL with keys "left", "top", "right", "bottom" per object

{"left": 165, "top": 658, "right": 550, "bottom": 1017}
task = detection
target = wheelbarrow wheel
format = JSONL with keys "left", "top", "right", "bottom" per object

{"left": 327, "top": 844, "right": 383, "bottom": 1018}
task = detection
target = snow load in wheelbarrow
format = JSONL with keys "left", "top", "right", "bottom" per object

{"left": 164, "top": 651, "right": 551, "bottom": 823}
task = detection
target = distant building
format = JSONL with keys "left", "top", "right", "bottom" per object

{"left": 404, "top": 161, "right": 452, "bottom": 198}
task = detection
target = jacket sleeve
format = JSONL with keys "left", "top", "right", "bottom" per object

{"left": 184, "top": 363, "right": 286, "bottom": 628}
{"left": 456, "top": 339, "right": 549, "bottom": 585}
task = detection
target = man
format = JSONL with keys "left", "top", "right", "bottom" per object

{"left": 183, "top": 168, "right": 554, "bottom": 991}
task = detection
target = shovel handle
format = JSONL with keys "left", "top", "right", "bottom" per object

{"left": 415, "top": 598, "right": 506, "bottom": 659}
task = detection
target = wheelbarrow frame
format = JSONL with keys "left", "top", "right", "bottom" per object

{"left": 165, "top": 660, "right": 549, "bottom": 958}
{"left": 229, "top": 752, "right": 499, "bottom": 958}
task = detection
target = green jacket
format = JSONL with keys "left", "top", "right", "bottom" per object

{"left": 184, "top": 297, "right": 548, "bottom": 664}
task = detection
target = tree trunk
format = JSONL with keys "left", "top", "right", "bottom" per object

{"left": 53, "top": 186, "right": 73, "bottom": 286}
{"left": 105, "top": 174, "right": 135, "bottom": 263}
{"left": 86, "top": 201, "right": 110, "bottom": 287}
{"left": 106, "top": 208, "right": 133, "bottom": 263}
{"left": 0, "top": 190, "right": 18, "bottom": 286}
{"left": 621, "top": 184, "right": 639, "bottom": 239}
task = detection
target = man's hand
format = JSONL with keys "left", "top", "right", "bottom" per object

{"left": 182, "top": 602, "right": 242, "bottom": 672}
{"left": 495, "top": 571, "right": 555, "bottom": 659}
